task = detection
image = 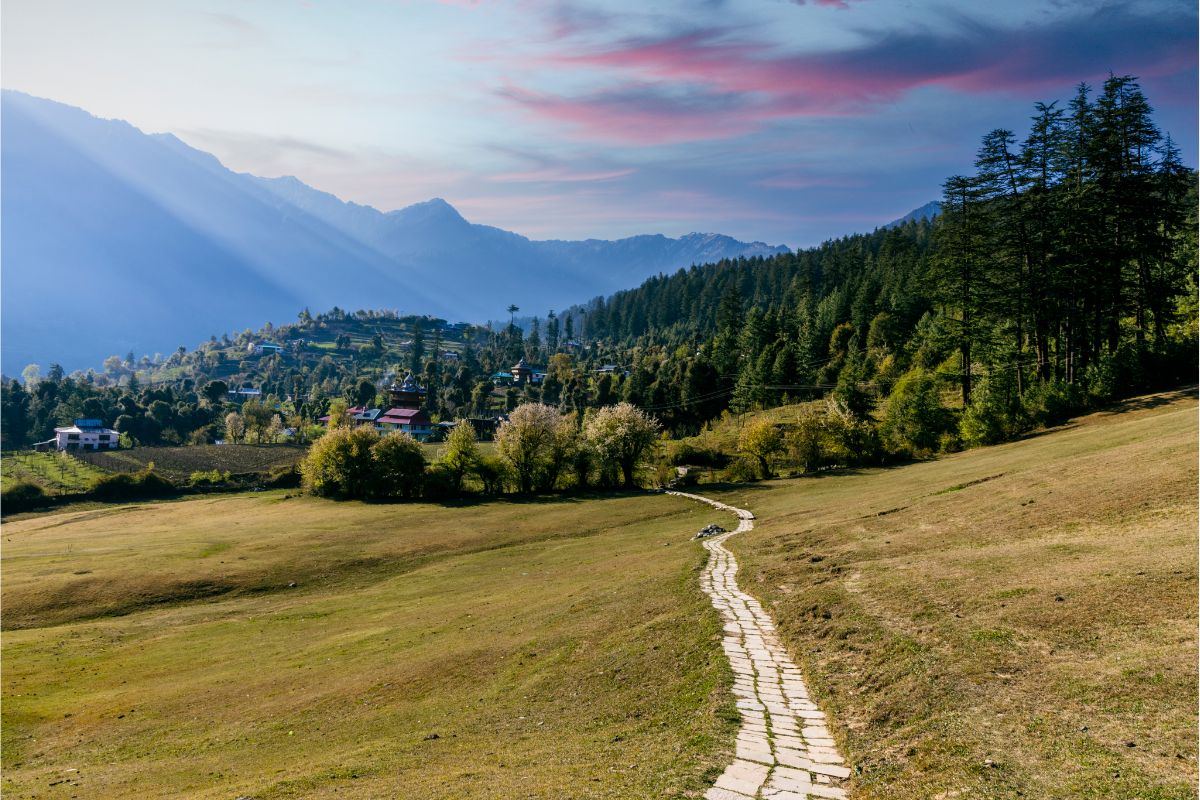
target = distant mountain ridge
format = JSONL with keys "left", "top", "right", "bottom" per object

{"left": 0, "top": 90, "right": 790, "bottom": 373}
{"left": 883, "top": 201, "right": 941, "bottom": 229}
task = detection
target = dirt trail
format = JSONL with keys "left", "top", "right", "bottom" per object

{"left": 669, "top": 491, "right": 850, "bottom": 800}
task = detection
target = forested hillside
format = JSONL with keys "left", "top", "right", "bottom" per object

{"left": 2, "top": 75, "right": 1194, "bottom": 462}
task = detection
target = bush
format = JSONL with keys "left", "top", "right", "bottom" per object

{"left": 421, "top": 462, "right": 459, "bottom": 500}
{"left": 263, "top": 465, "right": 302, "bottom": 489}
{"left": 823, "top": 399, "right": 881, "bottom": 466}
{"left": 301, "top": 426, "right": 378, "bottom": 499}
{"left": 785, "top": 407, "right": 825, "bottom": 473}
{"left": 189, "top": 469, "right": 231, "bottom": 487}
{"left": 369, "top": 432, "right": 426, "bottom": 499}
{"left": 878, "top": 368, "right": 953, "bottom": 457}
{"left": 1023, "top": 379, "right": 1084, "bottom": 427}
{"left": 959, "top": 371, "right": 1030, "bottom": 447}
{"left": 473, "top": 454, "right": 509, "bottom": 495}
{"left": 666, "top": 441, "right": 728, "bottom": 468}
{"left": 90, "top": 466, "right": 176, "bottom": 500}
{"left": 739, "top": 419, "right": 784, "bottom": 478}
{"left": 721, "top": 457, "right": 760, "bottom": 483}
{"left": 497, "top": 403, "right": 573, "bottom": 493}
{"left": 2, "top": 481, "right": 49, "bottom": 513}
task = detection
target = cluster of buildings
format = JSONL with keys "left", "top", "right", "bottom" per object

{"left": 491, "top": 358, "right": 547, "bottom": 386}
{"left": 318, "top": 373, "right": 434, "bottom": 440}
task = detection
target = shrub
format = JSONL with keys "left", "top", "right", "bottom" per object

{"left": 2, "top": 481, "right": 49, "bottom": 513}
{"left": 722, "top": 457, "right": 760, "bottom": 483}
{"left": 90, "top": 466, "right": 176, "bottom": 500}
{"left": 263, "top": 465, "right": 302, "bottom": 489}
{"left": 739, "top": 419, "right": 785, "bottom": 478}
{"left": 369, "top": 432, "right": 426, "bottom": 499}
{"left": 1023, "top": 379, "right": 1084, "bottom": 427}
{"left": 666, "top": 441, "right": 728, "bottom": 468}
{"left": 301, "top": 426, "right": 378, "bottom": 499}
{"left": 823, "top": 399, "right": 881, "bottom": 466}
{"left": 189, "top": 469, "right": 231, "bottom": 487}
{"left": 570, "top": 442, "right": 594, "bottom": 490}
{"left": 673, "top": 468, "right": 699, "bottom": 488}
{"left": 785, "top": 407, "right": 825, "bottom": 473}
{"left": 440, "top": 419, "right": 479, "bottom": 493}
{"left": 473, "top": 454, "right": 509, "bottom": 495}
{"left": 421, "top": 462, "right": 459, "bottom": 500}
{"left": 959, "top": 371, "right": 1030, "bottom": 447}
{"left": 878, "top": 368, "right": 954, "bottom": 457}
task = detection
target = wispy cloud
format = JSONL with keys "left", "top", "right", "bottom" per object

{"left": 498, "top": 5, "right": 1196, "bottom": 144}
{"left": 491, "top": 165, "right": 635, "bottom": 183}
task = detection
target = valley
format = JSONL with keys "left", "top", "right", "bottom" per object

{"left": 2, "top": 391, "right": 1194, "bottom": 798}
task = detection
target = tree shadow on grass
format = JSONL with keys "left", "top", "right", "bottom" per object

{"left": 367, "top": 487, "right": 665, "bottom": 509}
{"left": 1097, "top": 386, "right": 1197, "bottom": 415}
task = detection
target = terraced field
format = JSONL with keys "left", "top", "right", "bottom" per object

{"left": 71, "top": 444, "right": 305, "bottom": 481}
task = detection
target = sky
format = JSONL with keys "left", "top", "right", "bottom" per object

{"left": 2, "top": 0, "right": 1196, "bottom": 248}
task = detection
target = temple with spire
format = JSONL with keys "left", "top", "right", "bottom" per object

{"left": 375, "top": 372, "right": 433, "bottom": 440}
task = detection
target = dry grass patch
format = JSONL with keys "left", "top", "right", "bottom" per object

{"left": 703, "top": 390, "right": 1198, "bottom": 798}
{"left": 2, "top": 492, "right": 736, "bottom": 798}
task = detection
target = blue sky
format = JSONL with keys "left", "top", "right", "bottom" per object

{"left": 2, "top": 0, "right": 1195, "bottom": 247}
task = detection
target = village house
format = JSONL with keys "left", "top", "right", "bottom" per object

{"left": 510, "top": 358, "right": 546, "bottom": 386}
{"left": 375, "top": 373, "right": 433, "bottom": 440}
{"left": 53, "top": 419, "right": 119, "bottom": 451}
{"left": 248, "top": 342, "right": 284, "bottom": 355}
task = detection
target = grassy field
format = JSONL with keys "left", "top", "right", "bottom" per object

{"left": 1, "top": 492, "right": 735, "bottom": 798}
{"left": 699, "top": 389, "right": 1198, "bottom": 798}
{"left": 71, "top": 444, "right": 305, "bottom": 481}
{"left": 1, "top": 452, "right": 109, "bottom": 495}
{"left": 2, "top": 390, "right": 1193, "bottom": 798}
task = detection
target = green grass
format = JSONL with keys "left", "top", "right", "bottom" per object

{"left": 698, "top": 389, "right": 1198, "bottom": 798}
{"left": 1, "top": 452, "right": 109, "bottom": 495}
{"left": 1, "top": 492, "right": 735, "bottom": 798}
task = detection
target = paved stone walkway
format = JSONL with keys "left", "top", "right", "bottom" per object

{"left": 668, "top": 491, "right": 851, "bottom": 800}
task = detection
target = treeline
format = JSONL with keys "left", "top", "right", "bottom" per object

{"left": 556, "top": 74, "right": 1197, "bottom": 446}
{"left": 3, "top": 75, "right": 1193, "bottom": 458}
{"left": 302, "top": 403, "right": 660, "bottom": 500}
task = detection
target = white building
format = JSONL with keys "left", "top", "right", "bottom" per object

{"left": 54, "top": 419, "right": 119, "bottom": 451}
{"left": 248, "top": 342, "right": 284, "bottom": 355}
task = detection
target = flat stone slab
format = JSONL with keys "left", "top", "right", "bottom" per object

{"left": 667, "top": 491, "right": 852, "bottom": 799}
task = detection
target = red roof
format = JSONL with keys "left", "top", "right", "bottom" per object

{"left": 378, "top": 407, "right": 430, "bottom": 426}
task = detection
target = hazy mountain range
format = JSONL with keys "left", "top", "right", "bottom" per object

{"left": 1, "top": 91, "right": 931, "bottom": 375}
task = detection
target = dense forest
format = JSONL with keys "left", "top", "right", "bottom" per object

{"left": 2, "top": 75, "right": 1195, "bottom": 462}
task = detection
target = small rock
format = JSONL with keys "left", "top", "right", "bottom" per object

{"left": 1055, "top": 595, "right": 1065, "bottom": 602}
{"left": 424, "top": 733, "right": 440, "bottom": 740}
{"left": 983, "top": 759, "right": 998, "bottom": 768}
{"left": 288, "top": 582, "right": 297, "bottom": 588}
{"left": 1126, "top": 741, "right": 1136, "bottom": 748}
{"left": 692, "top": 524, "right": 728, "bottom": 539}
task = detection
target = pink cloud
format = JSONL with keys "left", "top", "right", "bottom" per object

{"left": 491, "top": 165, "right": 635, "bottom": 183}
{"left": 499, "top": 7, "right": 1195, "bottom": 145}
{"left": 498, "top": 84, "right": 764, "bottom": 144}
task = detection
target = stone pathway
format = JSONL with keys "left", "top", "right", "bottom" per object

{"left": 668, "top": 491, "right": 851, "bottom": 800}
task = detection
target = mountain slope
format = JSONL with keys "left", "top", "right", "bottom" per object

{"left": 883, "top": 200, "right": 941, "bottom": 228}
{"left": 0, "top": 90, "right": 792, "bottom": 373}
